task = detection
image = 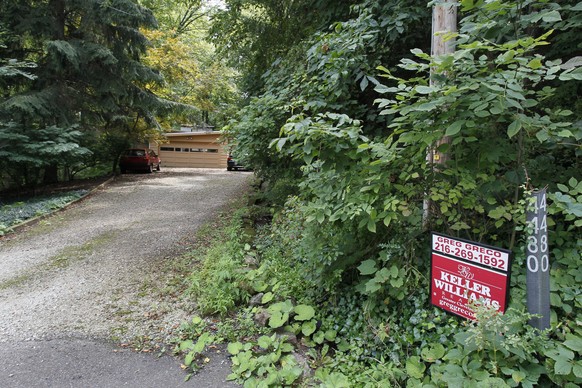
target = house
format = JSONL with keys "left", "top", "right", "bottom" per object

{"left": 153, "top": 126, "right": 229, "bottom": 169}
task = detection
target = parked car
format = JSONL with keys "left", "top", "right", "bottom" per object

{"left": 119, "top": 148, "right": 161, "bottom": 173}
{"left": 227, "top": 153, "right": 245, "bottom": 171}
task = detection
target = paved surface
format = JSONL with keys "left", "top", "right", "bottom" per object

{"left": 0, "top": 168, "right": 251, "bottom": 387}
{"left": 2, "top": 339, "right": 234, "bottom": 387}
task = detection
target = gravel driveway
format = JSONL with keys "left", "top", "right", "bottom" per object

{"left": 0, "top": 168, "right": 252, "bottom": 386}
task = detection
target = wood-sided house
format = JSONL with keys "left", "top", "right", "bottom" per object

{"left": 151, "top": 126, "right": 229, "bottom": 169}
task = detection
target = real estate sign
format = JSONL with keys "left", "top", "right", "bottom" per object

{"left": 430, "top": 232, "right": 512, "bottom": 320}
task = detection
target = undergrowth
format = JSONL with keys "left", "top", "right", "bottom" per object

{"left": 0, "top": 189, "right": 88, "bottom": 235}
{"left": 177, "top": 188, "right": 581, "bottom": 387}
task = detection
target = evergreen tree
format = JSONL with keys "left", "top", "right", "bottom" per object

{"left": 0, "top": 0, "right": 168, "bottom": 186}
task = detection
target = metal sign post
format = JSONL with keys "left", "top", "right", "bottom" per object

{"left": 526, "top": 188, "right": 551, "bottom": 330}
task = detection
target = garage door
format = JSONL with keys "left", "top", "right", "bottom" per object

{"left": 159, "top": 142, "right": 228, "bottom": 168}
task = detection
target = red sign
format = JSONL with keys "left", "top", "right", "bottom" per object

{"left": 431, "top": 233, "right": 511, "bottom": 320}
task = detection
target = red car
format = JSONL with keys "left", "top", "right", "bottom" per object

{"left": 119, "top": 148, "right": 161, "bottom": 173}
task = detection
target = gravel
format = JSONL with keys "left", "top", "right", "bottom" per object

{"left": 0, "top": 168, "right": 252, "bottom": 385}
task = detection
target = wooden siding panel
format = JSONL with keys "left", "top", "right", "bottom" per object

{"left": 158, "top": 134, "right": 229, "bottom": 168}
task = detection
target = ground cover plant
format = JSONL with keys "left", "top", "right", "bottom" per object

{"left": 176, "top": 0, "right": 581, "bottom": 386}
{"left": 0, "top": 189, "right": 88, "bottom": 235}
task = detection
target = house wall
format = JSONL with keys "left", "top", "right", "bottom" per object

{"left": 156, "top": 133, "right": 228, "bottom": 168}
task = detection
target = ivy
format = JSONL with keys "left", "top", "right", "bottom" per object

{"left": 180, "top": 1, "right": 582, "bottom": 386}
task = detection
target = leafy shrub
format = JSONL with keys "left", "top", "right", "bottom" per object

{"left": 181, "top": 0, "right": 582, "bottom": 386}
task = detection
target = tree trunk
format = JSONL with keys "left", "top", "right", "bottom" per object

{"left": 43, "top": 165, "right": 59, "bottom": 184}
{"left": 423, "top": 0, "right": 457, "bottom": 229}
{"left": 50, "top": 0, "right": 66, "bottom": 40}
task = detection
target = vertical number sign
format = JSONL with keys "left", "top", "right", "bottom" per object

{"left": 526, "top": 188, "right": 550, "bottom": 330}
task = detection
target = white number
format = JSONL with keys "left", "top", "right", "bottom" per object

{"left": 539, "top": 214, "right": 547, "bottom": 233}
{"left": 539, "top": 195, "right": 546, "bottom": 211}
{"left": 528, "top": 255, "right": 539, "bottom": 273}
{"left": 527, "top": 235, "right": 538, "bottom": 253}
{"left": 530, "top": 216, "right": 539, "bottom": 234}
{"left": 541, "top": 254, "right": 549, "bottom": 272}
{"left": 540, "top": 234, "right": 548, "bottom": 253}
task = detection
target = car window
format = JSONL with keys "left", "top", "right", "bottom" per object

{"left": 127, "top": 149, "right": 145, "bottom": 157}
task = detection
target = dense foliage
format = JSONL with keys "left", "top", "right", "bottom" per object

{"left": 0, "top": 0, "right": 237, "bottom": 190}
{"left": 141, "top": 0, "right": 240, "bottom": 128}
{"left": 181, "top": 0, "right": 582, "bottom": 386}
{"left": 0, "top": 0, "right": 166, "bottom": 188}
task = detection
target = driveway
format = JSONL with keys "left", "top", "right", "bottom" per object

{"left": 0, "top": 168, "right": 252, "bottom": 387}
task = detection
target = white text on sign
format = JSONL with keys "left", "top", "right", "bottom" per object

{"left": 432, "top": 234, "right": 509, "bottom": 272}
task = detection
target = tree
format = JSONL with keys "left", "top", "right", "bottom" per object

{"left": 0, "top": 0, "right": 169, "bottom": 186}
{"left": 209, "top": 0, "right": 357, "bottom": 95}
{"left": 141, "top": 0, "right": 208, "bottom": 35}
{"left": 141, "top": 1, "right": 240, "bottom": 129}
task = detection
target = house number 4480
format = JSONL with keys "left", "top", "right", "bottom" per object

{"left": 527, "top": 193, "right": 548, "bottom": 273}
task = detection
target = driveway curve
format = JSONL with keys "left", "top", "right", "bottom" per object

{"left": 0, "top": 168, "right": 251, "bottom": 387}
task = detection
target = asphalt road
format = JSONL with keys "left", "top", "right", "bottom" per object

{"left": 0, "top": 168, "right": 252, "bottom": 387}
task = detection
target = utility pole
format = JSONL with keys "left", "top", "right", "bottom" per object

{"left": 423, "top": 0, "right": 458, "bottom": 228}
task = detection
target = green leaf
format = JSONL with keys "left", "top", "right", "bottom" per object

{"left": 416, "top": 101, "right": 438, "bottom": 111}
{"left": 302, "top": 320, "right": 317, "bottom": 336}
{"left": 269, "top": 311, "right": 289, "bottom": 328}
{"left": 268, "top": 300, "right": 294, "bottom": 314}
{"left": 557, "top": 129, "right": 574, "bottom": 138}
{"left": 227, "top": 342, "right": 243, "bottom": 355}
{"left": 359, "top": 76, "right": 369, "bottom": 91}
{"left": 358, "top": 260, "right": 377, "bottom": 275}
{"left": 416, "top": 85, "right": 435, "bottom": 94}
{"left": 527, "top": 58, "right": 543, "bottom": 70}
{"left": 507, "top": 120, "right": 522, "bottom": 138}
{"left": 280, "top": 342, "right": 294, "bottom": 353}
{"left": 367, "top": 218, "right": 376, "bottom": 233}
{"left": 389, "top": 277, "right": 404, "bottom": 288}
{"left": 325, "top": 330, "right": 337, "bottom": 341}
{"left": 445, "top": 120, "right": 464, "bottom": 136}
{"left": 261, "top": 292, "right": 274, "bottom": 304}
{"left": 564, "top": 334, "right": 582, "bottom": 352}
{"left": 257, "top": 335, "right": 272, "bottom": 349}
{"left": 184, "top": 351, "right": 195, "bottom": 366}
{"left": 193, "top": 333, "right": 210, "bottom": 353}
{"left": 180, "top": 340, "right": 193, "bottom": 352}
{"left": 555, "top": 358, "right": 573, "bottom": 375}
{"left": 421, "top": 343, "right": 445, "bottom": 362}
{"left": 406, "top": 356, "right": 426, "bottom": 379}
{"left": 294, "top": 304, "right": 315, "bottom": 321}
{"left": 541, "top": 10, "right": 562, "bottom": 22}
{"left": 365, "top": 278, "right": 381, "bottom": 293}
{"left": 559, "top": 67, "right": 582, "bottom": 81}
{"left": 276, "top": 137, "right": 287, "bottom": 151}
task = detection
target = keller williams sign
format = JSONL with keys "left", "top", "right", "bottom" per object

{"left": 430, "top": 232, "right": 512, "bottom": 321}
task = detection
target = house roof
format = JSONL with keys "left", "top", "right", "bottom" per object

{"left": 164, "top": 131, "right": 221, "bottom": 137}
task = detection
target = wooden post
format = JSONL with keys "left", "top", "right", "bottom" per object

{"left": 423, "top": 0, "right": 458, "bottom": 228}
